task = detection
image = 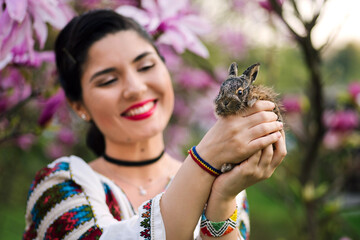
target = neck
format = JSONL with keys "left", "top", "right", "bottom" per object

{"left": 104, "top": 134, "right": 165, "bottom": 161}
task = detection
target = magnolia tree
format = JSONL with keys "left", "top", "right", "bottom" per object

{"left": 0, "top": 0, "right": 359, "bottom": 238}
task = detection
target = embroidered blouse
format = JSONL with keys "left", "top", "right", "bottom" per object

{"left": 23, "top": 155, "right": 250, "bottom": 239}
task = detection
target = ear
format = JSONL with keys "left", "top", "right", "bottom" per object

{"left": 228, "top": 62, "right": 238, "bottom": 76}
{"left": 243, "top": 63, "right": 260, "bottom": 83}
{"left": 67, "top": 99, "right": 90, "bottom": 121}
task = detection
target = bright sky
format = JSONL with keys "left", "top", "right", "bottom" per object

{"left": 312, "top": 0, "right": 360, "bottom": 47}
{"left": 200, "top": 0, "right": 360, "bottom": 50}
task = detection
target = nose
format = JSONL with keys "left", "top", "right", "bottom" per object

{"left": 122, "top": 71, "right": 148, "bottom": 100}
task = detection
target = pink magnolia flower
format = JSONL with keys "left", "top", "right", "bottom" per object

{"left": 57, "top": 127, "right": 77, "bottom": 145}
{"left": 173, "top": 96, "right": 191, "bottom": 118}
{"left": 258, "top": 0, "right": 284, "bottom": 12}
{"left": 157, "top": 44, "right": 183, "bottom": 71}
{"left": 164, "top": 125, "right": 190, "bottom": 160}
{"left": 324, "top": 110, "right": 359, "bottom": 132}
{"left": 38, "top": 89, "right": 66, "bottom": 127}
{"left": 46, "top": 143, "right": 65, "bottom": 159}
{"left": 217, "top": 29, "right": 247, "bottom": 58}
{"left": 79, "top": 0, "right": 139, "bottom": 9}
{"left": 0, "top": 67, "right": 31, "bottom": 111}
{"left": 116, "top": 0, "right": 210, "bottom": 58}
{"left": 175, "top": 67, "right": 215, "bottom": 89}
{"left": 323, "top": 130, "right": 346, "bottom": 150}
{"left": 0, "top": 0, "right": 74, "bottom": 69}
{"left": 232, "top": 0, "right": 247, "bottom": 11}
{"left": 348, "top": 81, "right": 360, "bottom": 105}
{"left": 16, "top": 133, "right": 36, "bottom": 150}
{"left": 282, "top": 95, "right": 302, "bottom": 113}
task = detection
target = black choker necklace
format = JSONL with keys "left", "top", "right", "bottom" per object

{"left": 103, "top": 150, "right": 165, "bottom": 167}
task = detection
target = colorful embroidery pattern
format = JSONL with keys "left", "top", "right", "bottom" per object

{"left": 200, "top": 209, "right": 237, "bottom": 237}
{"left": 27, "top": 162, "right": 69, "bottom": 199}
{"left": 140, "top": 200, "right": 152, "bottom": 240}
{"left": 23, "top": 222, "right": 37, "bottom": 240}
{"left": 44, "top": 205, "right": 94, "bottom": 239}
{"left": 103, "top": 183, "right": 122, "bottom": 221}
{"left": 239, "top": 196, "right": 250, "bottom": 239}
{"left": 242, "top": 197, "right": 249, "bottom": 214}
{"left": 239, "top": 221, "right": 249, "bottom": 240}
{"left": 79, "top": 225, "right": 102, "bottom": 239}
{"left": 31, "top": 180, "right": 83, "bottom": 229}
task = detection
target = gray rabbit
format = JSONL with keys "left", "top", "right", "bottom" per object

{"left": 214, "top": 62, "right": 282, "bottom": 172}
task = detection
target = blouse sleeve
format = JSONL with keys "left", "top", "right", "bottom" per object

{"left": 193, "top": 190, "right": 250, "bottom": 240}
{"left": 23, "top": 156, "right": 166, "bottom": 240}
{"left": 235, "top": 190, "right": 250, "bottom": 240}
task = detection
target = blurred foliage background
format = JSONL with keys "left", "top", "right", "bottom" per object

{"left": 0, "top": 0, "right": 359, "bottom": 239}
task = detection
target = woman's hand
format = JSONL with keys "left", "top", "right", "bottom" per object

{"left": 200, "top": 131, "right": 286, "bottom": 239}
{"left": 210, "top": 129, "right": 286, "bottom": 201}
{"left": 196, "top": 100, "right": 283, "bottom": 169}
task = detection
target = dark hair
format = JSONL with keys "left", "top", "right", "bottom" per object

{"left": 55, "top": 9, "right": 163, "bottom": 156}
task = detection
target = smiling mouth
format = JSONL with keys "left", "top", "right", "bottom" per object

{"left": 122, "top": 99, "right": 157, "bottom": 120}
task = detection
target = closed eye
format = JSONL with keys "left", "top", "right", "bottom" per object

{"left": 97, "top": 78, "right": 117, "bottom": 87}
{"left": 138, "top": 64, "right": 155, "bottom": 72}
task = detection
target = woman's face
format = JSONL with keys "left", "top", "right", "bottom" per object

{"left": 79, "top": 30, "right": 174, "bottom": 145}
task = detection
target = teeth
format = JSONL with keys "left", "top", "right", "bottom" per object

{"left": 125, "top": 101, "right": 154, "bottom": 116}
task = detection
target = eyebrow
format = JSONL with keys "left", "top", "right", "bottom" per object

{"left": 89, "top": 52, "right": 154, "bottom": 82}
{"left": 132, "top": 51, "right": 153, "bottom": 63}
{"left": 90, "top": 68, "right": 116, "bottom": 82}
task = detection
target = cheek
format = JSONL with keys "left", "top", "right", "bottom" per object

{"left": 83, "top": 92, "right": 117, "bottom": 125}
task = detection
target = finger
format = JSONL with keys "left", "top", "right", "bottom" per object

{"left": 258, "top": 144, "right": 273, "bottom": 167}
{"left": 242, "top": 100, "right": 275, "bottom": 117}
{"left": 271, "top": 130, "right": 287, "bottom": 168}
{"left": 245, "top": 111, "right": 279, "bottom": 129}
{"left": 248, "top": 131, "right": 281, "bottom": 152}
{"left": 249, "top": 121, "right": 283, "bottom": 140}
{"left": 246, "top": 150, "right": 262, "bottom": 167}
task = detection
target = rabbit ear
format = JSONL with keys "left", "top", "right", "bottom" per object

{"left": 228, "top": 62, "right": 238, "bottom": 76}
{"left": 243, "top": 63, "right": 260, "bottom": 83}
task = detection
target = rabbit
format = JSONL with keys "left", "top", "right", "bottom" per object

{"left": 214, "top": 62, "right": 283, "bottom": 172}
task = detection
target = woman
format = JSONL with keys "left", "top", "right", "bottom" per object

{"left": 24, "top": 9, "right": 286, "bottom": 240}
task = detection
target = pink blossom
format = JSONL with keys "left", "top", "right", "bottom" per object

{"left": 218, "top": 30, "right": 247, "bottom": 58}
{"left": 16, "top": 133, "right": 36, "bottom": 150}
{"left": 57, "top": 127, "right": 77, "bottom": 145}
{"left": 164, "top": 125, "right": 190, "bottom": 160}
{"left": 176, "top": 68, "right": 215, "bottom": 89}
{"left": 173, "top": 96, "right": 191, "bottom": 118}
{"left": 12, "top": 42, "right": 55, "bottom": 67}
{"left": 46, "top": 143, "right": 65, "bottom": 159}
{"left": 0, "top": 0, "right": 74, "bottom": 70}
{"left": 232, "top": 0, "right": 247, "bottom": 11}
{"left": 38, "top": 89, "right": 66, "bottom": 127}
{"left": 79, "top": 0, "right": 139, "bottom": 9}
{"left": 324, "top": 110, "right": 359, "bottom": 132}
{"left": 188, "top": 87, "right": 218, "bottom": 130}
{"left": 0, "top": 67, "right": 31, "bottom": 110}
{"left": 348, "top": 81, "right": 360, "bottom": 104}
{"left": 323, "top": 131, "right": 346, "bottom": 150}
{"left": 157, "top": 44, "right": 183, "bottom": 71}
{"left": 282, "top": 95, "right": 302, "bottom": 113}
{"left": 258, "top": 0, "right": 284, "bottom": 12}
{"left": 116, "top": 0, "right": 211, "bottom": 58}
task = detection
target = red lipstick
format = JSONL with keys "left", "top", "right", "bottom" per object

{"left": 122, "top": 99, "right": 157, "bottom": 121}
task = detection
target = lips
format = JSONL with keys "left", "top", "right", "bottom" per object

{"left": 121, "top": 99, "right": 157, "bottom": 121}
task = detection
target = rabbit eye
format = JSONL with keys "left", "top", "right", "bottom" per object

{"left": 236, "top": 88, "right": 243, "bottom": 96}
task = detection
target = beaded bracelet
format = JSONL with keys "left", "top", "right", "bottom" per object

{"left": 188, "top": 146, "right": 222, "bottom": 177}
{"left": 200, "top": 208, "right": 238, "bottom": 237}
